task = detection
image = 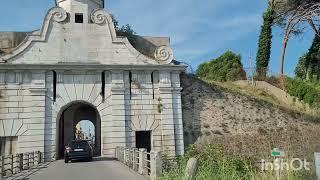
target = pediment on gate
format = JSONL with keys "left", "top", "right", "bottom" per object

{"left": 0, "top": 7, "right": 174, "bottom": 66}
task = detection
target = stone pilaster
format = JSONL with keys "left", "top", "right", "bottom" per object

{"left": 110, "top": 70, "right": 127, "bottom": 156}
{"left": 44, "top": 71, "right": 54, "bottom": 161}
{"left": 158, "top": 71, "right": 176, "bottom": 155}
{"left": 171, "top": 71, "right": 184, "bottom": 155}
{"left": 101, "top": 71, "right": 113, "bottom": 156}
{"left": 0, "top": 70, "right": 5, "bottom": 84}
{"left": 21, "top": 70, "right": 47, "bottom": 154}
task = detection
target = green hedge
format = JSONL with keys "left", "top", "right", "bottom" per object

{"left": 285, "top": 77, "right": 320, "bottom": 107}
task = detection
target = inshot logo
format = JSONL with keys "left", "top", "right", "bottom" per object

{"left": 261, "top": 159, "right": 310, "bottom": 171}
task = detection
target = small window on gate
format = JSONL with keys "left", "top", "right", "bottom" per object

{"left": 151, "top": 72, "right": 155, "bottom": 99}
{"left": 101, "top": 71, "right": 105, "bottom": 101}
{"left": 129, "top": 72, "right": 132, "bottom": 99}
{"left": 53, "top": 71, "right": 57, "bottom": 102}
{"left": 75, "top": 13, "right": 83, "bottom": 23}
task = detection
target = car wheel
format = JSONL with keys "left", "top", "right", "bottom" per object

{"left": 64, "top": 157, "right": 69, "bottom": 163}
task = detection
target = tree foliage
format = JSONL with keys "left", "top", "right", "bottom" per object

{"left": 111, "top": 15, "right": 137, "bottom": 46}
{"left": 196, "top": 51, "right": 247, "bottom": 82}
{"left": 285, "top": 77, "right": 320, "bottom": 107}
{"left": 273, "top": 0, "right": 320, "bottom": 75}
{"left": 295, "top": 34, "right": 320, "bottom": 81}
{"left": 256, "top": 6, "right": 275, "bottom": 79}
{"left": 305, "top": 34, "right": 320, "bottom": 81}
{"left": 295, "top": 53, "right": 308, "bottom": 79}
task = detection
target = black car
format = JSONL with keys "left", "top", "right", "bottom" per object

{"left": 64, "top": 140, "right": 93, "bottom": 163}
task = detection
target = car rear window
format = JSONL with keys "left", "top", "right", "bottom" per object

{"left": 70, "top": 141, "right": 88, "bottom": 148}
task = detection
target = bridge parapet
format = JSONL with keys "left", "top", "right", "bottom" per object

{"left": 0, "top": 151, "right": 44, "bottom": 179}
{"left": 115, "top": 147, "right": 163, "bottom": 180}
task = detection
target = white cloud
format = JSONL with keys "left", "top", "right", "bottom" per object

{"left": 108, "top": 0, "right": 265, "bottom": 66}
{"left": 213, "top": 14, "right": 261, "bottom": 29}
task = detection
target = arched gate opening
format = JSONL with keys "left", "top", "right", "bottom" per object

{"left": 56, "top": 101, "right": 101, "bottom": 159}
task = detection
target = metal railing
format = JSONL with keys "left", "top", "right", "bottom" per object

{"left": 0, "top": 151, "right": 43, "bottom": 179}
{"left": 115, "top": 147, "right": 162, "bottom": 180}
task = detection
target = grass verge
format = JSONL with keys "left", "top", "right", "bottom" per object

{"left": 161, "top": 144, "right": 315, "bottom": 180}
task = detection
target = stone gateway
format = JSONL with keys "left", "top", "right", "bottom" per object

{"left": 0, "top": 0, "right": 185, "bottom": 160}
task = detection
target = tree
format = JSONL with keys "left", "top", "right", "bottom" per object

{"left": 295, "top": 34, "right": 320, "bottom": 80}
{"left": 305, "top": 33, "right": 320, "bottom": 81}
{"left": 111, "top": 15, "right": 137, "bottom": 46}
{"left": 274, "top": 0, "right": 320, "bottom": 75}
{"left": 196, "top": 62, "right": 210, "bottom": 78}
{"left": 196, "top": 51, "right": 247, "bottom": 82}
{"left": 295, "top": 53, "right": 308, "bottom": 79}
{"left": 256, "top": 5, "right": 275, "bottom": 80}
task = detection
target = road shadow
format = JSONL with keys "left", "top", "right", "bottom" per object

{"left": 7, "top": 162, "right": 51, "bottom": 180}
{"left": 68, "top": 157, "right": 115, "bottom": 163}
{"left": 94, "top": 157, "right": 115, "bottom": 161}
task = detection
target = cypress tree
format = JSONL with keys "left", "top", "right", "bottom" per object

{"left": 255, "top": 7, "right": 274, "bottom": 80}
{"left": 306, "top": 34, "right": 320, "bottom": 81}
{"left": 295, "top": 54, "right": 308, "bottom": 79}
{"left": 296, "top": 34, "right": 320, "bottom": 81}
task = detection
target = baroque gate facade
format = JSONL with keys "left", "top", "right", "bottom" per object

{"left": 0, "top": 0, "right": 185, "bottom": 160}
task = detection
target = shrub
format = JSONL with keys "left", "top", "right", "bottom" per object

{"left": 111, "top": 15, "right": 137, "bottom": 46}
{"left": 285, "top": 77, "right": 320, "bottom": 107}
{"left": 196, "top": 51, "right": 247, "bottom": 82}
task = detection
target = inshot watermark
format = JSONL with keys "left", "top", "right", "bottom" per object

{"left": 261, "top": 158, "right": 310, "bottom": 171}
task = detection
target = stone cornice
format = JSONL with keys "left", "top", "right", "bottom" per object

{"left": 159, "top": 87, "right": 183, "bottom": 93}
{"left": 159, "top": 87, "right": 173, "bottom": 92}
{"left": 172, "top": 87, "right": 183, "bottom": 92}
{"left": 0, "top": 64, "right": 187, "bottom": 71}
{"left": 111, "top": 86, "right": 125, "bottom": 94}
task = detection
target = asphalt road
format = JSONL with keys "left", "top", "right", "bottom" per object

{"left": 25, "top": 159, "right": 147, "bottom": 180}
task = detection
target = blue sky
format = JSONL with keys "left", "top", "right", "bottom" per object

{"left": 78, "top": 120, "right": 95, "bottom": 138}
{"left": 0, "top": 0, "right": 315, "bottom": 76}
